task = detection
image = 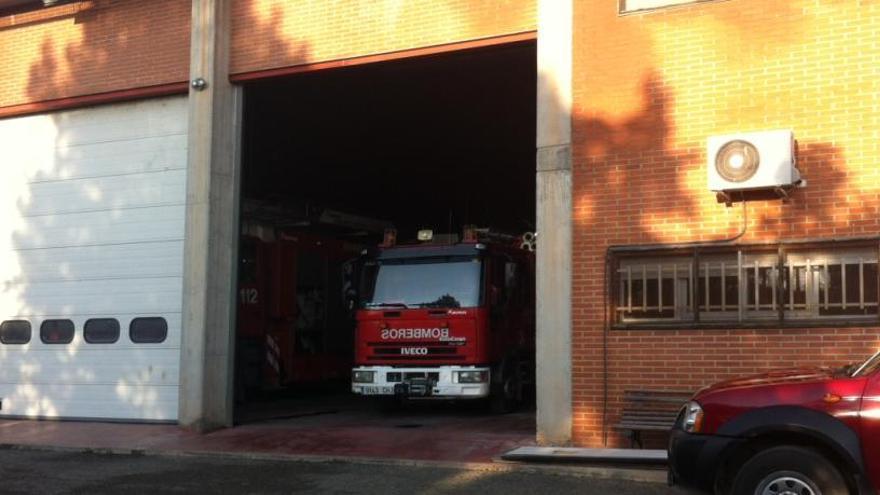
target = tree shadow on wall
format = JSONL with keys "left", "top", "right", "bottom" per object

{"left": 3, "top": 0, "right": 317, "bottom": 422}
{"left": 570, "top": 73, "right": 855, "bottom": 447}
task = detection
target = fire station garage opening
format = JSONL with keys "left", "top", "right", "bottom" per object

{"left": 235, "top": 41, "right": 537, "bottom": 422}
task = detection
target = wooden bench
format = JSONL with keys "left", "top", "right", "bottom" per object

{"left": 613, "top": 390, "right": 692, "bottom": 448}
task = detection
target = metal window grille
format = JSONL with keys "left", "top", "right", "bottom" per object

{"left": 785, "top": 249, "right": 878, "bottom": 319}
{"left": 613, "top": 242, "right": 879, "bottom": 326}
{"left": 617, "top": 257, "right": 693, "bottom": 322}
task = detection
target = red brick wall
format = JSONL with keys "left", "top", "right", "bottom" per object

{"left": 571, "top": 0, "right": 880, "bottom": 447}
{"left": 230, "top": 0, "right": 536, "bottom": 75}
{"left": 1, "top": 1, "right": 536, "bottom": 109}
{"left": 0, "top": 0, "right": 190, "bottom": 109}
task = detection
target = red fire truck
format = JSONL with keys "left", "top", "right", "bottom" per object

{"left": 236, "top": 230, "right": 362, "bottom": 395}
{"left": 350, "top": 228, "right": 535, "bottom": 411}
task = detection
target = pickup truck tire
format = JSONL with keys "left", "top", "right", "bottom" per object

{"left": 730, "top": 445, "right": 850, "bottom": 495}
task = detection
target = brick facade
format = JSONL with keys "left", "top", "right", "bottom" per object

{"left": 0, "top": 0, "right": 536, "bottom": 110}
{"left": 230, "top": 0, "right": 537, "bottom": 76}
{"left": 0, "top": 0, "right": 190, "bottom": 109}
{"left": 3, "top": 0, "right": 878, "bottom": 448}
{"left": 572, "top": 0, "right": 880, "bottom": 447}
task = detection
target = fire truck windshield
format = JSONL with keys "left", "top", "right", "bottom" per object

{"left": 363, "top": 258, "right": 482, "bottom": 309}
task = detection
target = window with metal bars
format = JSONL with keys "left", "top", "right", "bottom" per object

{"left": 612, "top": 241, "right": 879, "bottom": 328}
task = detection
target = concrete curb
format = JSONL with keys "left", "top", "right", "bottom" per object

{"left": 0, "top": 442, "right": 668, "bottom": 484}
{"left": 502, "top": 446, "right": 667, "bottom": 465}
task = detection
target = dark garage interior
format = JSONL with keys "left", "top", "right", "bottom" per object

{"left": 234, "top": 41, "right": 537, "bottom": 423}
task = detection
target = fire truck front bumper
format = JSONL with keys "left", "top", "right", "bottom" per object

{"left": 351, "top": 366, "right": 491, "bottom": 399}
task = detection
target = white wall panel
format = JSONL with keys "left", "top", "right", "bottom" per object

{"left": 20, "top": 135, "right": 188, "bottom": 182}
{"left": 0, "top": 277, "right": 183, "bottom": 317}
{"left": 0, "top": 383, "right": 179, "bottom": 421}
{"left": 4, "top": 242, "right": 183, "bottom": 284}
{"left": 0, "top": 348, "right": 181, "bottom": 386}
{"left": 6, "top": 205, "right": 185, "bottom": 251}
{"left": 0, "top": 96, "right": 187, "bottom": 422}
{"left": 20, "top": 170, "right": 187, "bottom": 217}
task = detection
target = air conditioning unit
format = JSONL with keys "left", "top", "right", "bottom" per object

{"left": 707, "top": 130, "right": 800, "bottom": 192}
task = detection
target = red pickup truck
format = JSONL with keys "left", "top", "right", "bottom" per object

{"left": 668, "top": 351, "right": 880, "bottom": 495}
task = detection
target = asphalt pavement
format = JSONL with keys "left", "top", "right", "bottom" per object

{"left": 0, "top": 448, "right": 688, "bottom": 495}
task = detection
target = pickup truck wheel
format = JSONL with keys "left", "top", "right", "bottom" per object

{"left": 731, "top": 446, "right": 849, "bottom": 495}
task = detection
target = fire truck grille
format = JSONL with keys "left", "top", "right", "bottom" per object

{"left": 366, "top": 342, "right": 464, "bottom": 360}
{"left": 385, "top": 372, "right": 440, "bottom": 383}
{"left": 373, "top": 347, "right": 458, "bottom": 355}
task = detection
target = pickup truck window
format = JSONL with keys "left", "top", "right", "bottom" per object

{"left": 852, "top": 351, "right": 880, "bottom": 377}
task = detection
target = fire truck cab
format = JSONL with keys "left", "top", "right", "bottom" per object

{"left": 351, "top": 228, "right": 535, "bottom": 411}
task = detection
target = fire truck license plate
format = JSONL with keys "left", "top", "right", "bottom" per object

{"left": 360, "top": 386, "right": 393, "bottom": 395}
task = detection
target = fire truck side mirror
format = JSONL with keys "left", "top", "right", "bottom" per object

{"left": 341, "top": 259, "right": 359, "bottom": 315}
{"left": 345, "top": 291, "right": 357, "bottom": 311}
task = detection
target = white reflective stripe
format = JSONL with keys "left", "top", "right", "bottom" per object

{"left": 266, "top": 334, "right": 281, "bottom": 355}
{"left": 265, "top": 335, "right": 281, "bottom": 375}
{"left": 266, "top": 351, "right": 280, "bottom": 373}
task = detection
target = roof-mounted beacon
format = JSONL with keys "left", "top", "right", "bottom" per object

{"left": 707, "top": 130, "right": 801, "bottom": 195}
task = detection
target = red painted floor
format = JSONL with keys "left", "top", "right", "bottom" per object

{"left": 0, "top": 394, "right": 536, "bottom": 463}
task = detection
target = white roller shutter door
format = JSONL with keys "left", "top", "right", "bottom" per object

{"left": 0, "top": 96, "right": 187, "bottom": 421}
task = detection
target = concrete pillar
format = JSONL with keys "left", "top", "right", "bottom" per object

{"left": 178, "top": 0, "right": 242, "bottom": 431}
{"left": 535, "top": 0, "right": 573, "bottom": 445}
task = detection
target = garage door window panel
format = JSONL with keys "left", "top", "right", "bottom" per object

{"left": 1, "top": 320, "right": 31, "bottom": 344}
{"left": 130, "top": 317, "right": 168, "bottom": 344}
{"left": 40, "top": 319, "right": 75, "bottom": 344}
{"left": 84, "top": 318, "right": 120, "bottom": 344}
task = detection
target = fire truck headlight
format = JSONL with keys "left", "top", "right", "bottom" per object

{"left": 352, "top": 370, "right": 375, "bottom": 383}
{"left": 454, "top": 371, "right": 488, "bottom": 384}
